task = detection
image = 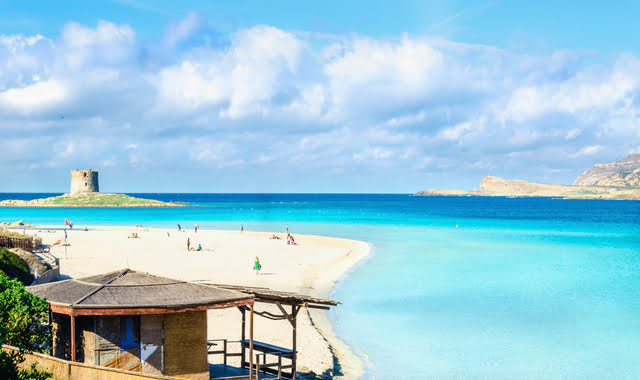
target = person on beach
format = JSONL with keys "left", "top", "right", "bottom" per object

{"left": 286, "top": 224, "right": 289, "bottom": 233}
{"left": 177, "top": 224, "right": 181, "bottom": 231}
{"left": 197, "top": 243, "right": 202, "bottom": 251}
{"left": 254, "top": 256, "right": 261, "bottom": 275}
{"left": 240, "top": 224, "right": 243, "bottom": 232}
{"left": 187, "top": 237, "right": 191, "bottom": 251}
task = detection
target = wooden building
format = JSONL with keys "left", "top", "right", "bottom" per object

{"left": 27, "top": 269, "right": 254, "bottom": 380}
{"left": 27, "top": 269, "right": 340, "bottom": 380}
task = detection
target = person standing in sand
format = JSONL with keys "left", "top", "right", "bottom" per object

{"left": 187, "top": 237, "right": 191, "bottom": 251}
{"left": 254, "top": 256, "right": 261, "bottom": 275}
{"left": 286, "top": 224, "right": 289, "bottom": 233}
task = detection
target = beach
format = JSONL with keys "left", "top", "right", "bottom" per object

{"left": 3, "top": 194, "right": 639, "bottom": 379}
{"left": 26, "top": 225, "right": 371, "bottom": 378}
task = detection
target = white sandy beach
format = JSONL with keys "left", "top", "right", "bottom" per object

{"left": 25, "top": 226, "right": 371, "bottom": 379}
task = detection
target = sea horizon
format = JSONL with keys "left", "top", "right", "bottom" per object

{"left": 2, "top": 193, "right": 639, "bottom": 379}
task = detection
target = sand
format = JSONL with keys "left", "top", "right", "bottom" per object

{"left": 25, "top": 226, "right": 370, "bottom": 379}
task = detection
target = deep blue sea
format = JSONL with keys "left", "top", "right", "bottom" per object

{"left": 1, "top": 194, "right": 639, "bottom": 379}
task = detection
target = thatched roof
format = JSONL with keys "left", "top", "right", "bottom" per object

{"left": 27, "top": 269, "right": 253, "bottom": 312}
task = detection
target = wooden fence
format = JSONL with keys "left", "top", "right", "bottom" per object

{"left": 3, "top": 345, "right": 185, "bottom": 380}
{"left": 0, "top": 234, "right": 42, "bottom": 250}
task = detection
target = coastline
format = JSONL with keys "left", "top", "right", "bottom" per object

{"left": 17, "top": 225, "right": 371, "bottom": 379}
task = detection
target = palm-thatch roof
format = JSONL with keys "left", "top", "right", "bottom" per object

{"left": 27, "top": 269, "right": 253, "bottom": 314}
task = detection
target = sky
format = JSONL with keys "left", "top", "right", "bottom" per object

{"left": 0, "top": 1, "right": 639, "bottom": 192}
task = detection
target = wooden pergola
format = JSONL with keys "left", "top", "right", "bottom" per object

{"left": 204, "top": 284, "right": 340, "bottom": 380}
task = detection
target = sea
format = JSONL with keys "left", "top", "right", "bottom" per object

{"left": 1, "top": 193, "right": 639, "bottom": 379}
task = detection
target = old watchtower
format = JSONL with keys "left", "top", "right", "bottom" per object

{"left": 70, "top": 169, "right": 99, "bottom": 195}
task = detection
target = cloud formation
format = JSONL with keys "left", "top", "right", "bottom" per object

{"left": 0, "top": 13, "right": 638, "bottom": 192}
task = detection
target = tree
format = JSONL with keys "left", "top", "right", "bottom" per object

{"left": 0, "top": 266, "right": 51, "bottom": 379}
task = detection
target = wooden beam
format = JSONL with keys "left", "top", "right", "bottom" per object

{"left": 70, "top": 313, "right": 76, "bottom": 362}
{"left": 304, "top": 304, "right": 330, "bottom": 311}
{"left": 241, "top": 307, "right": 246, "bottom": 367}
{"left": 275, "top": 302, "right": 294, "bottom": 327}
{"left": 291, "top": 304, "right": 297, "bottom": 380}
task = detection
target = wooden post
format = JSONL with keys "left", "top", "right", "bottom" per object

{"left": 70, "top": 313, "right": 76, "bottom": 362}
{"left": 249, "top": 304, "right": 254, "bottom": 380}
{"left": 223, "top": 339, "right": 227, "bottom": 366}
{"left": 48, "top": 306, "right": 53, "bottom": 356}
{"left": 241, "top": 307, "right": 246, "bottom": 367}
{"left": 291, "top": 305, "right": 297, "bottom": 380}
{"left": 277, "top": 355, "right": 282, "bottom": 380}
{"left": 256, "top": 354, "right": 261, "bottom": 380}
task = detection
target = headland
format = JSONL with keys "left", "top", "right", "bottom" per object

{"left": 417, "top": 176, "right": 640, "bottom": 200}
{"left": 417, "top": 154, "right": 640, "bottom": 200}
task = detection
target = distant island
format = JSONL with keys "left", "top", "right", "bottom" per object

{"left": 0, "top": 169, "right": 181, "bottom": 207}
{"left": 416, "top": 154, "right": 640, "bottom": 200}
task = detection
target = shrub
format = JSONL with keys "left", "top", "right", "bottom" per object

{"left": 0, "top": 275, "right": 51, "bottom": 379}
{"left": 0, "top": 248, "right": 33, "bottom": 285}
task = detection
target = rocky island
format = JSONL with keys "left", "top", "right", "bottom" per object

{"left": 416, "top": 154, "right": 640, "bottom": 200}
{"left": 0, "top": 169, "right": 182, "bottom": 207}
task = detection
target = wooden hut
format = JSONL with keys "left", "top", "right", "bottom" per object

{"left": 27, "top": 269, "right": 254, "bottom": 380}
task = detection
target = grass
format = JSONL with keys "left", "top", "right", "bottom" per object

{"left": 0, "top": 193, "right": 182, "bottom": 207}
{"left": 44, "top": 193, "right": 172, "bottom": 207}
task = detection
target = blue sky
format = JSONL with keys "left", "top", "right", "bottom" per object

{"left": 0, "top": 1, "right": 639, "bottom": 192}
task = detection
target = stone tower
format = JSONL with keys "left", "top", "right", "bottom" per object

{"left": 70, "top": 169, "right": 99, "bottom": 195}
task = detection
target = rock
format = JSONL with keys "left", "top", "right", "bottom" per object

{"left": 8, "top": 220, "right": 24, "bottom": 228}
{"left": 574, "top": 154, "right": 640, "bottom": 186}
{"left": 594, "top": 168, "right": 640, "bottom": 187}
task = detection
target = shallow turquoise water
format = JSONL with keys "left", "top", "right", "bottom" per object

{"left": 1, "top": 194, "right": 639, "bottom": 379}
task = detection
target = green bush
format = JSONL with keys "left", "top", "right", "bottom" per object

{"left": 0, "top": 248, "right": 33, "bottom": 285}
{"left": 0, "top": 275, "right": 51, "bottom": 379}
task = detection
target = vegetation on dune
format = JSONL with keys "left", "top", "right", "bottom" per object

{"left": 0, "top": 248, "right": 33, "bottom": 285}
{"left": 0, "top": 231, "right": 30, "bottom": 239}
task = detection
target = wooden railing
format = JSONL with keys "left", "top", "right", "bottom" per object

{"left": 208, "top": 339, "right": 294, "bottom": 379}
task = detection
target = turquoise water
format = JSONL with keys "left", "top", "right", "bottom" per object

{"left": 1, "top": 194, "right": 639, "bottom": 379}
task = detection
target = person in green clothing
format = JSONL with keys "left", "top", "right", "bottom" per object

{"left": 254, "top": 256, "right": 261, "bottom": 275}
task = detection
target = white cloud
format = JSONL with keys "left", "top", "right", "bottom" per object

{"left": 565, "top": 128, "right": 581, "bottom": 140}
{"left": 60, "top": 20, "right": 137, "bottom": 69}
{"left": 163, "top": 11, "right": 207, "bottom": 48}
{"left": 0, "top": 79, "right": 66, "bottom": 113}
{"left": 570, "top": 145, "right": 604, "bottom": 158}
{"left": 502, "top": 56, "right": 639, "bottom": 123}
{"left": 1, "top": 15, "right": 639, "bottom": 191}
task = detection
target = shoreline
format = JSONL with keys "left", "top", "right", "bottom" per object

{"left": 15, "top": 224, "right": 372, "bottom": 379}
